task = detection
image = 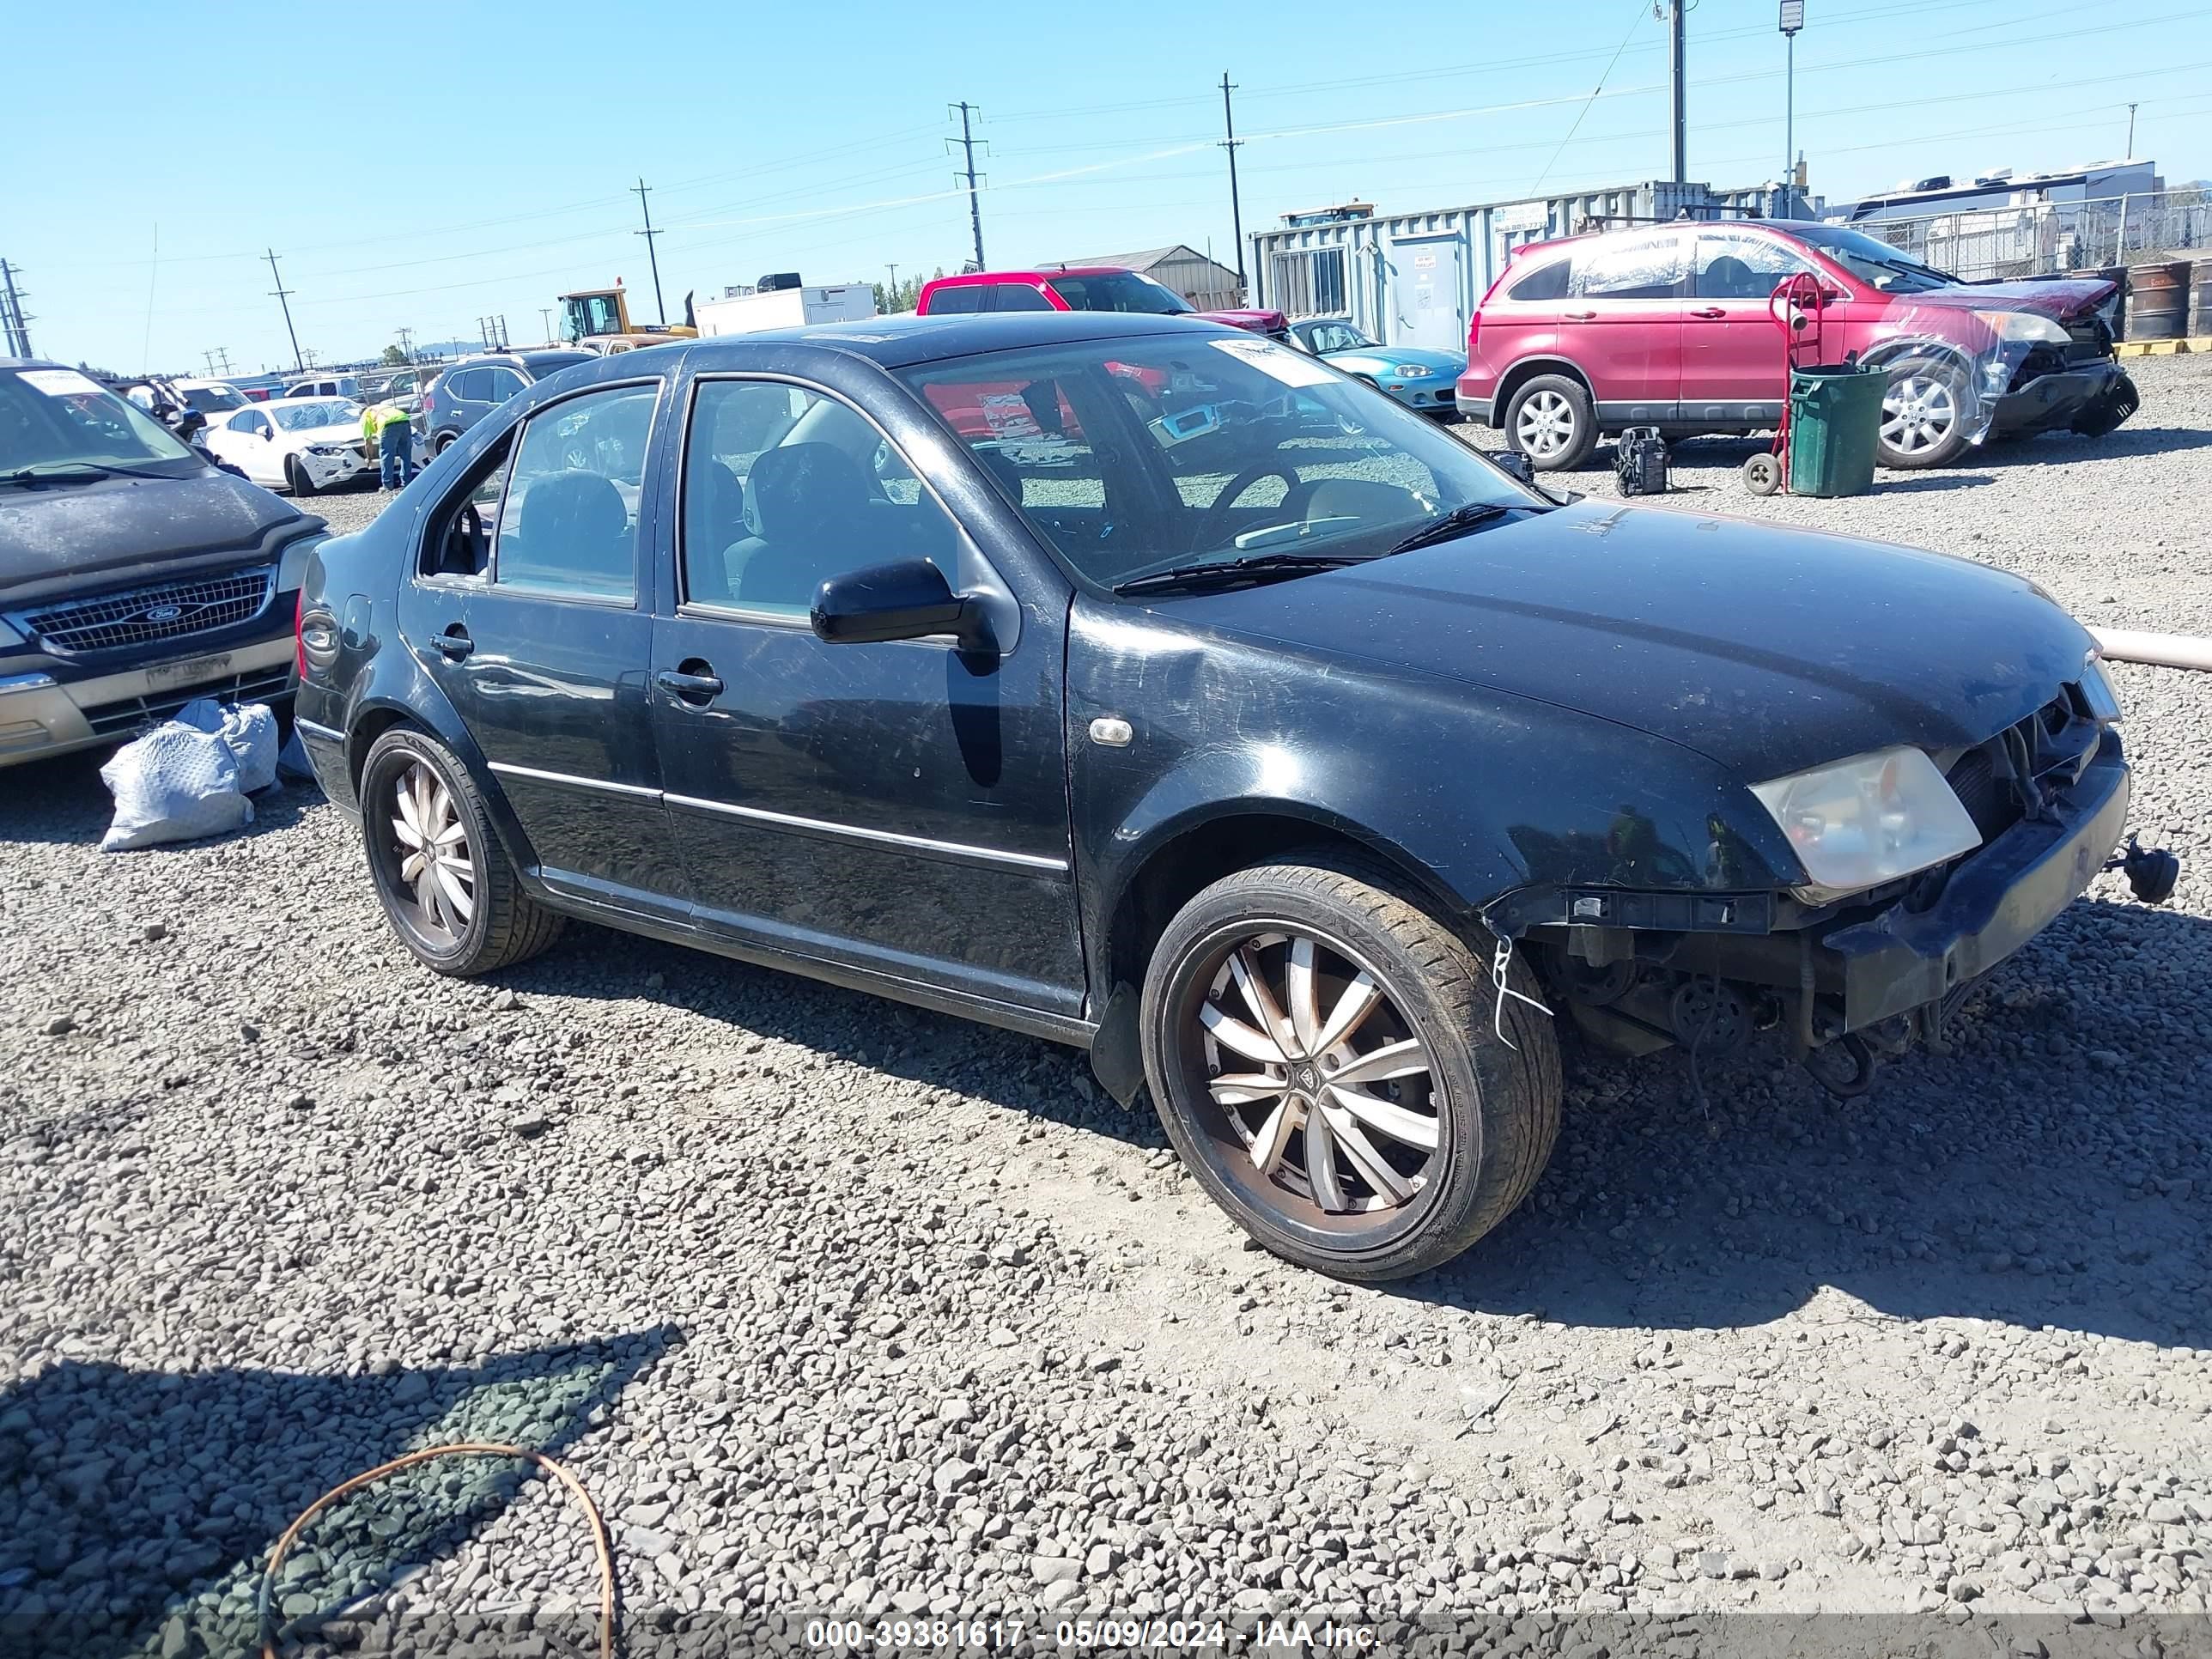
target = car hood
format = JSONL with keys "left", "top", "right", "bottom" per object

{"left": 0, "top": 468, "right": 313, "bottom": 596}
{"left": 289, "top": 422, "right": 364, "bottom": 447}
{"left": 1329, "top": 346, "right": 1464, "bottom": 376}
{"left": 1194, "top": 307, "right": 1290, "bottom": 335}
{"left": 1161, "top": 500, "right": 2094, "bottom": 782}
{"left": 1903, "top": 277, "right": 2118, "bottom": 322}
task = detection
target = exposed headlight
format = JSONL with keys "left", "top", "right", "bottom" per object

{"left": 1392, "top": 364, "right": 1431, "bottom": 378}
{"left": 1750, "top": 745, "right": 1982, "bottom": 904}
{"left": 307, "top": 443, "right": 353, "bottom": 458}
{"left": 1972, "top": 309, "right": 2069, "bottom": 345}
{"left": 2081, "top": 653, "right": 2125, "bottom": 723}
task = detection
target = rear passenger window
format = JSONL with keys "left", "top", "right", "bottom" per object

{"left": 927, "top": 285, "right": 984, "bottom": 315}
{"left": 1571, "top": 234, "right": 1686, "bottom": 300}
{"left": 989, "top": 283, "right": 1054, "bottom": 312}
{"left": 1506, "top": 258, "right": 1570, "bottom": 302}
{"left": 490, "top": 384, "right": 659, "bottom": 601}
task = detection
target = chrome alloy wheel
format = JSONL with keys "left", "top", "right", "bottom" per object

{"left": 1512, "top": 388, "right": 1577, "bottom": 461}
{"left": 386, "top": 758, "right": 475, "bottom": 943}
{"left": 1194, "top": 930, "right": 1443, "bottom": 1218}
{"left": 1881, "top": 373, "right": 1959, "bottom": 457}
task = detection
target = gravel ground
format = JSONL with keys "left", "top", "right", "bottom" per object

{"left": 3, "top": 358, "right": 2209, "bottom": 1657}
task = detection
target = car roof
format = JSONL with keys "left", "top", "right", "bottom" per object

{"left": 1, "top": 356, "right": 69, "bottom": 374}
{"left": 262, "top": 393, "right": 357, "bottom": 407}
{"left": 711, "top": 309, "right": 1242, "bottom": 369}
{"left": 925, "top": 267, "right": 1135, "bottom": 287}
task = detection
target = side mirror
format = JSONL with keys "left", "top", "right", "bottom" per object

{"left": 261, "top": 428, "right": 276, "bottom": 441}
{"left": 811, "top": 558, "right": 994, "bottom": 653}
{"left": 1490, "top": 449, "right": 1537, "bottom": 486}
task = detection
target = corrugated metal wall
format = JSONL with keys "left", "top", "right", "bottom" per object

{"left": 1144, "top": 251, "right": 1244, "bottom": 311}
{"left": 1249, "top": 180, "right": 1785, "bottom": 349}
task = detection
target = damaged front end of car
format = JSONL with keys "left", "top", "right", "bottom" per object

{"left": 1492, "top": 663, "right": 2176, "bottom": 1097}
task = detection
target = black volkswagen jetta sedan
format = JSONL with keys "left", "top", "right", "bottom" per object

{"left": 295, "top": 312, "right": 2145, "bottom": 1280}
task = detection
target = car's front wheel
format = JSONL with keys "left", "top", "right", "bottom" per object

{"left": 1139, "top": 857, "right": 1561, "bottom": 1281}
{"left": 1503, "top": 374, "right": 1598, "bottom": 471}
{"left": 1877, "top": 356, "right": 1972, "bottom": 468}
{"left": 359, "top": 726, "right": 563, "bottom": 975}
{"left": 283, "top": 456, "right": 319, "bottom": 497}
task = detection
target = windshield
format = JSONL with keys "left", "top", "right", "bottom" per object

{"left": 1789, "top": 223, "right": 1958, "bottom": 294}
{"left": 0, "top": 368, "right": 199, "bottom": 476}
{"left": 271, "top": 400, "right": 357, "bottom": 432}
{"left": 181, "top": 385, "right": 248, "bottom": 414}
{"left": 521, "top": 352, "right": 594, "bottom": 379}
{"left": 1046, "top": 273, "right": 1195, "bottom": 316}
{"left": 899, "top": 333, "right": 1539, "bottom": 591}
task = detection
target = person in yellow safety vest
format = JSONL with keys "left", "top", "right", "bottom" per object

{"left": 363, "top": 399, "right": 414, "bottom": 491}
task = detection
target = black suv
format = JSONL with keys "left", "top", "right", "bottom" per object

{"left": 418, "top": 349, "right": 595, "bottom": 455}
{"left": 3, "top": 358, "right": 324, "bottom": 769}
{"left": 295, "top": 314, "right": 2147, "bottom": 1280}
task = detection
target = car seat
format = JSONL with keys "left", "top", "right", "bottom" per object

{"left": 1702, "top": 256, "right": 1757, "bottom": 300}
{"left": 686, "top": 460, "right": 746, "bottom": 599}
{"left": 725, "top": 442, "right": 878, "bottom": 611}
{"left": 510, "top": 469, "right": 629, "bottom": 590}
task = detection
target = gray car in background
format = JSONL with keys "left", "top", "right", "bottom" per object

{"left": 419, "top": 349, "right": 596, "bottom": 454}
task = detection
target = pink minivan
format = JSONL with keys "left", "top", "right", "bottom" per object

{"left": 1456, "top": 219, "right": 2133, "bottom": 471}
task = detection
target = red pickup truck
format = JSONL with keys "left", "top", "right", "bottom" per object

{"left": 916, "top": 268, "right": 1288, "bottom": 338}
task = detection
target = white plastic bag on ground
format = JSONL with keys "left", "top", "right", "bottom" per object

{"left": 99, "top": 721, "right": 253, "bottom": 851}
{"left": 177, "top": 697, "right": 279, "bottom": 794}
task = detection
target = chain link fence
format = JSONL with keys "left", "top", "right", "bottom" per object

{"left": 1849, "top": 189, "right": 2211, "bottom": 283}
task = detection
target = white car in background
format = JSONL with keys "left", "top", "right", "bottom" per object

{"left": 201, "top": 397, "right": 369, "bottom": 495}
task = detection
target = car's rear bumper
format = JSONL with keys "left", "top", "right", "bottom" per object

{"left": 1816, "top": 740, "right": 2130, "bottom": 1030}
{"left": 0, "top": 635, "right": 296, "bottom": 769}
{"left": 1990, "top": 361, "right": 2124, "bottom": 435}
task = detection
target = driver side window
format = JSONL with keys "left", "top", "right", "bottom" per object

{"left": 679, "top": 379, "right": 963, "bottom": 618}
{"left": 1692, "top": 234, "right": 1814, "bottom": 301}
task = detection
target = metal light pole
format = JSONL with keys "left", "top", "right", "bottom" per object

{"left": 1779, "top": 0, "right": 1804, "bottom": 217}
{"left": 2126, "top": 102, "right": 2137, "bottom": 157}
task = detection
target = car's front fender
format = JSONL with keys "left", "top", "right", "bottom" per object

{"left": 1065, "top": 598, "right": 1800, "bottom": 996}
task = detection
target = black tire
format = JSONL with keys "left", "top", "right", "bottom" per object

{"left": 1876, "top": 355, "right": 1972, "bottom": 469}
{"left": 434, "top": 430, "right": 459, "bottom": 455}
{"left": 1502, "top": 373, "right": 1598, "bottom": 471}
{"left": 283, "top": 456, "right": 319, "bottom": 497}
{"left": 1139, "top": 854, "right": 1561, "bottom": 1281}
{"left": 358, "top": 726, "right": 563, "bottom": 975}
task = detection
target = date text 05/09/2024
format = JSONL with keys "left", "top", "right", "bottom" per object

{"left": 803, "top": 1617, "right": 1380, "bottom": 1650}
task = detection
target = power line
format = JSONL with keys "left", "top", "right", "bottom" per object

{"left": 632, "top": 177, "right": 666, "bottom": 326}
{"left": 950, "top": 102, "right": 988, "bottom": 270}
{"left": 265, "top": 248, "right": 303, "bottom": 374}
{"left": 1530, "top": 0, "right": 1650, "bottom": 196}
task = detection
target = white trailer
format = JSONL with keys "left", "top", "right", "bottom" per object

{"left": 693, "top": 283, "right": 878, "bottom": 337}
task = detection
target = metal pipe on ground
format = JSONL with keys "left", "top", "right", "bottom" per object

{"left": 2091, "top": 628, "right": 2212, "bottom": 672}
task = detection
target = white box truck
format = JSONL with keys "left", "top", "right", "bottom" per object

{"left": 693, "top": 282, "right": 878, "bottom": 337}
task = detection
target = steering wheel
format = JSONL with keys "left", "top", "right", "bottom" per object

{"left": 1194, "top": 462, "right": 1313, "bottom": 551}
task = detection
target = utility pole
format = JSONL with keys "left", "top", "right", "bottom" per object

{"left": 2126, "top": 102, "right": 2137, "bottom": 156}
{"left": 396, "top": 326, "right": 415, "bottom": 362}
{"left": 1666, "top": 0, "right": 1687, "bottom": 185}
{"left": 264, "top": 248, "right": 303, "bottom": 374}
{"left": 1, "top": 260, "right": 34, "bottom": 358}
{"left": 950, "top": 102, "right": 987, "bottom": 271}
{"left": 1778, "top": 0, "right": 1804, "bottom": 216}
{"left": 632, "top": 177, "right": 666, "bottom": 326}
{"left": 538, "top": 307, "right": 555, "bottom": 343}
{"left": 1220, "top": 73, "right": 1250, "bottom": 306}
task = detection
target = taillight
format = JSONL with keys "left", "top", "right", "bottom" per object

{"left": 1468, "top": 312, "right": 1481, "bottom": 356}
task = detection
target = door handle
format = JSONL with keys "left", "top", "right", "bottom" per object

{"left": 1690, "top": 307, "right": 1726, "bottom": 319}
{"left": 657, "top": 667, "right": 725, "bottom": 702}
{"left": 1563, "top": 308, "right": 1596, "bottom": 319}
{"left": 434, "top": 626, "right": 473, "bottom": 660}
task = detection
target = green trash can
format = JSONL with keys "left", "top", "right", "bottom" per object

{"left": 1787, "top": 362, "right": 1886, "bottom": 497}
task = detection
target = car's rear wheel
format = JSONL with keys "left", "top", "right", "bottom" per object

{"left": 434, "top": 431, "right": 459, "bottom": 455}
{"left": 1503, "top": 374, "right": 1598, "bottom": 471}
{"left": 359, "top": 727, "right": 562, "bottom": 975}
{"left": 1139, "top": 856, "right": 1561, "bottom": 1281}
{"left": 1877, "top": 356, "right": 1972, "bottom": 468}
